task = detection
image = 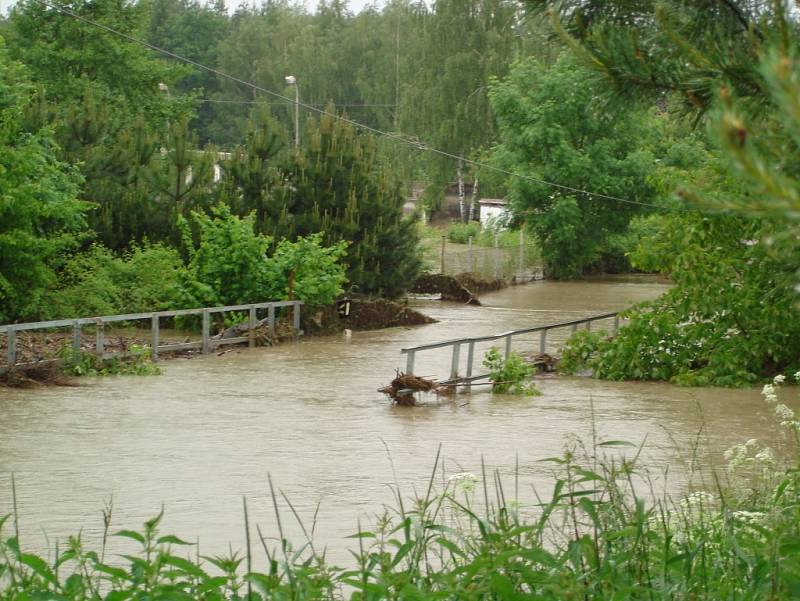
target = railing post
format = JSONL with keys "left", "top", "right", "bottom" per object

{"left": 466, "top": 341, "right": 475, "bottom": 379}
{"left": 73, "top": 321, "right": 82, "bottom": 351}
{"left": 151, "top": 314, "right": 160, "bottom": 361}
{"left": 467, "top": 236, "right": 473, "bottom": 273}
{"left": 539, "top": 329, "right": 547, "bottom": 354}
{"left": 504, "top": 334, "right": 512, "bottom": 359}
{"left": 614, "top": 315, "right": 620, "bottom": 334}
{"left": 202, "top": 309, "right": 210, "bottom": 354}
{"left": 571, "top": 323, "right": 578, "bottom": 334}
{"left": 7, "top": 327, "right": 16, "bottom": 367}
{"left": 450, "top": 343, "right": 461, "bottom": 381}
{"left": 494, "top": 234, "right": 500, "bottom": 279}
{"left": 249, "top": 305, "right": 257, "bottom": 348}
{"left": 586, "top": 320, "right": 592, "bottom": 332}
{"left": 441, "top": 235, "right": 446, "bottom": 275}
{"left": 405, "top": 350, "right": 415, "bottom": 375}
{"left": 268, "top": 304, "right": 276, "bottom": 335}
{"left": 293, "top": 301, "right": 301, "bottom": 335}
{"left": 95, "top": 318, "right": 104, "bottom": 358}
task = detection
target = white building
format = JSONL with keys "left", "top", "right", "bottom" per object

{"left": 478, "top": 198, "right": 509, "bottom": 227}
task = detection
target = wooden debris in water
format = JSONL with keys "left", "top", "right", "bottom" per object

{"left": 379, "top": 371, "right": 447, "bottom": 406}
{"left": 532, "top": 353, "right": 559, "bottom": 373}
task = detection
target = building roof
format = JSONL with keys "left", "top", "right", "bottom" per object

{"left": 478, "top": 198, "right": 507, "bottom": 206}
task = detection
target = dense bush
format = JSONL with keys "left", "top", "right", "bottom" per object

{"left": 50, "top": 243, "right": 190, "bottom": 318}
{"left": 180, "top": 205, "right": 348, "bottom": 309}
{"left": 0, "top": 40, "right": 88, "bottom": 323}
{"left": 446, "top": 222, "right": 482, "bottom": 244}
{"left": 482, "top": 347, "right": 540, "bottom": 395}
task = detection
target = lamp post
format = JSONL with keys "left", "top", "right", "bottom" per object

{"left": 284, "top": 75, "right": 299, "bottom": 147}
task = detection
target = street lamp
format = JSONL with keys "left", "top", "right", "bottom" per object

{"left": 284, "top": 75, "right": 299, "bottom": 147}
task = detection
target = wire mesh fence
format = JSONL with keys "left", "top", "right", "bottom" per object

{"left": 420, "top": 231, "right": 543, "bottom": 281}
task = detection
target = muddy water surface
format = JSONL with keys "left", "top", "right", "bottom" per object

{"left": 0, "top": 277, "right": 794, "bottom": 564}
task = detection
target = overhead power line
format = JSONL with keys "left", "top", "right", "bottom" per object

{"left": 30, "top": 0, "right": 678, "bottom": 213}
{"left": 198, "top": 99, "right": 397, "bottom": 107}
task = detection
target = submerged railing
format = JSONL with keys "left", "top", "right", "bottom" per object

{"left": 0, "top": 300, "right": 303, "bottom": 373}
{"left": 401, "top": 311, "right": 620, "bottom": 385}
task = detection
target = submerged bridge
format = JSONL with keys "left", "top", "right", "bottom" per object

{"left": 401, "top": 311, "right": 621, "bottom": 386}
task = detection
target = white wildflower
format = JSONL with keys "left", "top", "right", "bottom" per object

{"left": 679, "top": 491, "right": 714, "bottom": 508}
{"left": 762, "top": 384, "right": 778, "bottom": 403}
{"left": 731, "top": 510, "right": 763, "bottom": 523}
{"left": 448, "top": 472, "right": 478, "bottom": 493}
{"left": 773, "top": 374, "right": 786, "bottom": 385}
{"left": 795, "top": 370, "right": 800, "bottom": 382}
{"left": 775, "top": 404, "right": 795, "bottom": 421}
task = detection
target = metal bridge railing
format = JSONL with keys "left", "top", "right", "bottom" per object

{"left": 401, "top": 311, "right": 620, "bottom": 385}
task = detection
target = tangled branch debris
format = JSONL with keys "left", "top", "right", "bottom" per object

{"left": 379, "top": 371, "right": 450, "bottom": 406}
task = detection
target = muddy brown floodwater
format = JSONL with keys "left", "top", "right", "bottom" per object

{"left": 0, "top": 277, "right": 796, "bottom": 565}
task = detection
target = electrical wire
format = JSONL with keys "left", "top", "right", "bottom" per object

{"left": 198, "top": 99, "right": 397, "bottom": 107}
{"left": 30, "top": 0, "right": 681, "bottom": 212}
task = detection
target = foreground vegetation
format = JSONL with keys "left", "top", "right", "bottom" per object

{"left": 3, "top": 378, "right": 800, "bottom": 599}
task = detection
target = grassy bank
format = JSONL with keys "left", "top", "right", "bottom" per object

{"left": 2, "top": 381, "right": 799, "bottom": 599}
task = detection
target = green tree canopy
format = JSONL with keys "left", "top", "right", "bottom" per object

{"left": 0, "top": 39, "right": 88, "bottom": 322}
{"left": 489, "top": 53, "right": 659, "bottom": 278}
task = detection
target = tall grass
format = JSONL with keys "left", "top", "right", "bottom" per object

{"left": 3, "top": 382, "right": 800, "bottom": 599}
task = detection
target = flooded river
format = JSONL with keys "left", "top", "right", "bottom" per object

{"left": 0, "top": 277, "right": 793, "bottom": 564}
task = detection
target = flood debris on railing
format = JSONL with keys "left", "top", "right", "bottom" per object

{"left": 378, "top": 371, "right": 452, "bottom": 406}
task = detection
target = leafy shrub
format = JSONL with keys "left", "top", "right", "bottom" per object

{"left": 558, "top": 330, "right": 608, "bottom": 375}
{"left": 58, "top": 345, "right": 161, "bottom": 377}
{"left": 50, "top": 243, "right": 191, "bottom": 318}
{"left": 446, "top": 221, "right": 481, "bottom": 244}
{"left": 482, "top": 347, "right": 541, "bottom": 395}
{"left": 593, "top": 213, "right": 800, "bottom": 387}
{"left": 181, "top": 205, "right": 349, "bottom": 309}
{"left": 268, "top": 234, "right": 348, "bottom": 307}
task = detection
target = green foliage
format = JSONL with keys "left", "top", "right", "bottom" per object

{"left": 558, "top": 329, "right": 607, "bottom": 375}
{"left": 446, "top": 221, "right": 482, "bottom": 244}
{"left": 58, "top": 344, "right": 161, "bottom": 377}
{"left": 0, "top": 40, "right": 88, "bottom": 323}
{"left": 181, "top": 204, "right": 349, "bottom": 308}
{"left": 50, "top": 242, "right": 191, "bottom": 318}
{"left": 591, "top": 155, "right": 800, "bottom": 386}
{"left": 489, "top": 54, "right": 659, "bottom": 279}
{"left": 256, "top": 111, "right": 422, "bottom": 298}
{"left": 179, "top": 204, "right": 275, "bottom": 307}
{"left": 268, "top": 234, "right": 348, "bottom": 308}
{"left": 482, "top": 347, "right": 541, "bottom": 395}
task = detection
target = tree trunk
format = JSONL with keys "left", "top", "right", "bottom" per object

{"left": 468, "top": 176, "right": 478, "bottom": 222}
{"left": 457, "top": 159, "right": 465, "bottom": 223}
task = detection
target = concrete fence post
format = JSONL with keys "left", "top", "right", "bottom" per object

{"left": 293, "top": 301, "right": 301, "bottom": 334}
{"left": 202, "top": 309, "right": 210, "bottom": 354}
{"left": 151, "top": 314, "right": 160, "bottom": 361}
{"left": 249, "top": 305, "right": 257, "bottom": 348}
{"left": 72, "top": 321, "right": 82, "bottom": 352}
{"left": 95, "top": 318, "right": 104, "bottom": 358}
{"left": 268, "top": 304, "right": 276, "bottom": 335}
{"left": 7, "top": 327, "right": 16, "bottom": 367}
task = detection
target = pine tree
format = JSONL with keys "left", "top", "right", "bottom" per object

{"left": 224, "top": 108, "right": 421, "bottom": 298}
